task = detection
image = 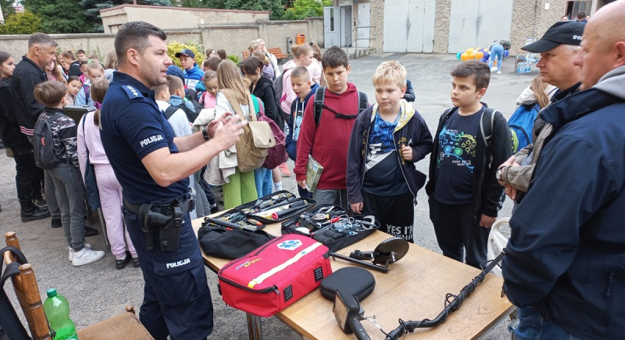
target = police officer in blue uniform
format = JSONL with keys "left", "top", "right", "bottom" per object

{"left": 99, "top": 21, "right": 244, "bottom": 340}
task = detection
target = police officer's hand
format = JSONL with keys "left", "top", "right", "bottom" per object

{"left": 207, "top": 112, "right": 234, "bottom": 138}
{"left": 213, "top": 114, "right": 246, "bottom": 150}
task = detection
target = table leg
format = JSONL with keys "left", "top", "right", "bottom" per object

{"left": 246, "top": 313, "right": 264, "bottom": 340}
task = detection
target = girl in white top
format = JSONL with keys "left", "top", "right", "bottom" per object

{"left": 215, "top": 60, "right": 258, "bottom": 208}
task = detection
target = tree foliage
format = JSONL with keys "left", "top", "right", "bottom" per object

{"left": 1, "top": 0, "right": 16, "bottom": 21}
{"left": 0, "top": 10, "right": 42, "bottom": 35}
{"left": 80, "top": 0, "right": 173, "bottom": 32}
{"left": 22, "top": 0, "right": 89, "bottom": 33}
{"left": 205, "top": 0, "right": 284, "bottom": 20}
{"left": 282, "top": 0, "right": 330, "bottom": 20}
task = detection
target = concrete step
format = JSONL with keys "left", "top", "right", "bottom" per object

{"left": 343, "top": 47, "right": 376, "bottom": 59}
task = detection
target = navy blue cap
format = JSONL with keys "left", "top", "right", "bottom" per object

{"left": 175, "top": 49, "right": 195, "bottom": 59}
{"left": 522, "top": 21, "right": 585, "bottom": 53}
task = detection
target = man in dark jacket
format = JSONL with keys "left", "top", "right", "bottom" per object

{"left": 0, "top": 64, "right": 50, "bottom": 222}
{"left": 10, "top": 33, "right": 62, "bottom": 227}
{"left": 502, "top": 2, "right": 625, "bottom": 339}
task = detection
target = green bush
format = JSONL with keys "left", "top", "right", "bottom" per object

{"left": 227, "top": 54, "right": 240, "bottom": 65}
{"left": 0, "top": 11, "right": 43, "bottom": 35}
{"left": 282, "top": 0, "right": 331, "bottom": 20}
{"left": 166, "top": 41, "right": 205, "bottom": 69}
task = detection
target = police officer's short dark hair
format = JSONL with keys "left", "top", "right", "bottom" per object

{"left": 115, "top": 21, "right": 167, "bottom": 66}
{"left": 451, "top": 61, "right": 491, "bottom": 90}
{"left": 28, "top": 33, "right": 58, "bottom": 49}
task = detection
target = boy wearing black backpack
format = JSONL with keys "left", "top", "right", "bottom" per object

{"left": 425, "top": 61, "right": 511, "bottom": 269}
{"left": 346, "top": 61, "right": 432, "bottom": 242}
{"left": 285, "top": 66, "right": 318, "bottom": 199}
{"left": 293, "top": 47, "right": 367, "bottom": 209}
{"left": 33, "top": 81, "right": 105, "bottom": 266}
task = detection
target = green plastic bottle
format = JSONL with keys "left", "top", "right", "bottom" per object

{"left": 43, "top": 288, "right": 78, "bottom": 340}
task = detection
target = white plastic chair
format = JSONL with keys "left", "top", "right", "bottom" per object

{"left": 487, "top": 217, "right": 510, "bottom": 277}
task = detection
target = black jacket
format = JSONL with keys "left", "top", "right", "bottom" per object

{"left": 502, "top": 85, "right": 625, "bottom": 339}
{"left": 10, "top": 56, "right": 47, "bottom": 136}
{"left": 251, "top": 76, "right": 283, "bottom": 130}
{"left": 0, "top": 78, "right": 31, "bottom": 152}
{"left": 425, "top": 104, "right": 511, "bottom": 218}
{"left": 346, "top": 101, "right": 432, "bottom": 204}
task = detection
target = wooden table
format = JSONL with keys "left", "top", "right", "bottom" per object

{"left": 192, "top": 219, "right": 514, "bottom": 340}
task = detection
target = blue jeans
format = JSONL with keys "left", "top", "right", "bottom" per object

{"left": 254, "top": 167, "right": 273, "bottom": 198}
{"left": 489, "top": 44, "right": 505, "bottom": 72}
{"left": 515, "top": 307, "right": 585, "bottom": 340}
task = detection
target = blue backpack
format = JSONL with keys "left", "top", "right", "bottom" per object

{"left": 508, "top": 103, "right": 540, "bottom": 153}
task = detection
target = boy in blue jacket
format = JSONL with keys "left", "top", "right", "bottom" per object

{"left": 176, "top": 49, "right": 204, "bottom": 90}
{"left": 286, "top": 67, "right": 318, "bottom": 198}
{"left": 346, "top": 61, "right": 432, "bottom": 242}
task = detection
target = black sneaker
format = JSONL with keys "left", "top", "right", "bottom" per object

{"left": 115, "top": 255, "right": 132, "bottom": 270}
{"left": 132, "top": 257, "right": 140, "bottom": 268}
{"left": 32, "top": 196, "right": 48, "bottom": 208}
{"left": 21, "top": 206, "right": 51, "bottom": 223}
{"left": 84, "top": 226, "right": 99, "bottom": 237}
{"left": 51, "top": 217, "right": 62, "bottom": 228}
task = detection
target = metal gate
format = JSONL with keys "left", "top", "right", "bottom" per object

{"left": 383, "top": 0, "right": 436, "bottom": 53}
{"left": 447, "top": 0, "right": 514, "bottom": 53}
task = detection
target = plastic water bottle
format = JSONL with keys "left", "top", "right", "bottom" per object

{"left": 43, "top": 288, "right": 78, "bottom": 340}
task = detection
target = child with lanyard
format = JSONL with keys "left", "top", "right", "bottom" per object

{"left": 346, "top": 61, "right": 432, "bottom": 243}
{"left": 285, "top": 66, "right": 318, "bottom": 199}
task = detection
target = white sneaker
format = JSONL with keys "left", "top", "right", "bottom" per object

{"left": 490, "top": 67, "right": 498, "bottom": 72}
{"left": 72, "top": 248, "right": 105, "bottom": 267}
{"left": 497, "top": 71, "right": 502, "bottom": 75}
{"left": 68, "top": 244, "right": 92, "bottom": 262}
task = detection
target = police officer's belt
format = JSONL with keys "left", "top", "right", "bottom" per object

{"left": 124, "top": 198, "right": 190, "bottom": 216}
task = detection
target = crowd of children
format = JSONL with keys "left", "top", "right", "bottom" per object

{"left": 0, "top": 36, "right": 513, "bottom": 271}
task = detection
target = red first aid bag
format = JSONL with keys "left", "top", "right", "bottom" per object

{"left": 218, "top": 234, "right": 332, "bottom": 317}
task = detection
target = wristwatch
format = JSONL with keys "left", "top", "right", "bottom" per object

{"left": 202, "top": 126, "right": 210, "bottom": 141}
{"left": 496, "top": 166, "right": 505, "bottom": 182}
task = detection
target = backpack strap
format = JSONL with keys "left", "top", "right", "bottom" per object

{"left": 84, "top": 84, "right": 90, "bottom": 100}
{"left": 314, "top": 86, "right": 325, "bottom": 127}
{"left": 480, "top": 107, "right": 496, "bottom": 149}
{"left": 313, "top": 86, "right": 362, "bottom": 126}
{"left": 164, "top": 105, "right": 178, "bottom": 120}
{"left": 358, "top": 91, "right": 368, "bottom": 114}
{"left": 439, "top": 107, "right": 457, "bottom": 125}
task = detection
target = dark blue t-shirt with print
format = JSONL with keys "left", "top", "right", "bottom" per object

{"left": 362, "top": 110, "right": 409, "bottom": 196}
{"left": 434, "top": 107, "right": 484, "bottom": 204}
{"left": 100, "top": 71, "right": 189, "bottom": 205}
